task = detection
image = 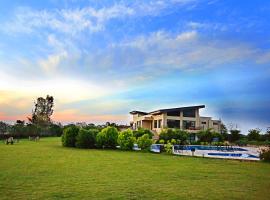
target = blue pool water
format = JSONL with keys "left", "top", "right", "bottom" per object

{"left": 174, "top": 145, "right": 247, "bottom": 152}
{"left": 208, "top": 153, "right": 259, "bottom": 158}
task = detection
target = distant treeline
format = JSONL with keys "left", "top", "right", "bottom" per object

{"left": 0, "top": 121, "right": 129, "bottom": 139}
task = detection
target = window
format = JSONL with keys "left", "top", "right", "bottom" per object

{"left": 183, "top": 109, "right": 196, "bottom": 117}
{"left": 158, "top": 119, "right": 162, "bottom": 128}
{"left": 213, "top": 122, "right": 219, "bottom": 125}
{"left": 137, "top": 121, "right": 141, "bottom": 128}
{"left": 183, "top": 120, "right": 195, "bottom": 129}
{"left": 167, "top": 111, "right": 180, "bottom": 116}
{"left": 167, "top": 119, "right": 180, "bottom": 128}
{"left": 201, "top": 122, "right": 206, "bottom": 125}
{"left": 154, "top": 120, "right": 157, "bottom": 128}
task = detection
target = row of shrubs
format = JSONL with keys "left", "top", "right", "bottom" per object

{"left": 62, "top": 126, "right": 153, "bottom": 151}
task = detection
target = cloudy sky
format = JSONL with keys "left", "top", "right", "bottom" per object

{"left": 0, "top": 0, "right": 270, "bottom": 133}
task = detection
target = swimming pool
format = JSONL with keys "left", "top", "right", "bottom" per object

{"left": 173, "top": 145, "right": 247, "bottom": 152}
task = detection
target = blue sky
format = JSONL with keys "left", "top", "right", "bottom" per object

{"left": 0, "top": 0, "right": 270, "bottom": 133}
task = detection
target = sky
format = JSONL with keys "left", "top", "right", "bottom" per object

{"left": 0, "top": 0, "right": 270, "bottom": 134}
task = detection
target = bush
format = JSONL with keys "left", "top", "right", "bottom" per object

{"left": 61, "top": 126, "right": 80, "bottom": 147}
{"left": 76, "top": 128, "right": 99, "bottom": 148}
{"left": 96, "top": 126, "right": 118, "bottom": 149}
{"left": 137, "top": 134, "right": 152, "bottom": 150}
{"left": 170, "top": 139, "right": 177, "bottom": 145}
{"left": 164, "top": 143, "right": 173, "bottom": 154}
{"left": 159, "top": 128, "right": 188, "bottom": 144}
{"left": 159, "top": 139, "right": 165, "bottom": 144}
{"left": 235, "top": 138, "right": 248, "bottom": 146}
{"left": 260, "top": 147, "right": 270, "bottom": 162}
{"left": 133, "top": 128, "right": 153, "bottom": 139}
{"left": 117, "top": 129, "right": 135, "bottom": 150}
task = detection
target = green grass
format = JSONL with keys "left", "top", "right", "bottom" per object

{"left": 0, "top": 137, "right": 270, "bottom": 200}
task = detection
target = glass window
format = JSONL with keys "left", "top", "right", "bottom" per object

{"left": 167, "top": 111, "right": 180, "bottom": 116}
{"left": 183, "top": 109, "right": 196, "bottom": 117}
{"left": 167, "top": 119, "right": 180, "bottom": 128}
{"left": 158, "top": 119, "right": 162, "bottom": 128}
{"left": 201, "top": 122, "right": 206, "bottom": 125}
{"left": 213, "top": 122, "right": 219, "bottom": 125}
{"left": 183, "top": 120, "right": 195, "bottom": 129}
{"left": 154, "top": 120, "right": 157, "bottom": 128}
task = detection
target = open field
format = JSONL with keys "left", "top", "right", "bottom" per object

{"left": 0, "top": 137, "right": 270, "bottom": 200}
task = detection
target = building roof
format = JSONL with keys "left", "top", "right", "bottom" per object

{"left": 130, "top": 105, "right": 205, "bottom": 115}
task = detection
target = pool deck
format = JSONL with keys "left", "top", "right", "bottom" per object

{"left": 173, "top": 146, "right": 260, "bottom": 161}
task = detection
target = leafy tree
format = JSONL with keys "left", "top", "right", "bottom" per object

{"left": 247, "top": 129, "right": 261, "bottom": 141}
{"left": 76, "top": 128, "right": 98, "bottom": 148}
{"left": 117, "top": 129, "right": 135, "bottom": 150}
{"left": 49, "top": 123, "right": 63, "bottom": 137}
{"left": 0, "top": 121, "right": 9, "bottom": 134}
{"left": 261, "top": 128, "right": 270, "bottom": 141}
{"left": 230, "top": 129, "right": 241, "bottom": 142}
{"left": 28, "top": 95, "right": 54, "bottom": 127}
{"left": 96, "top": 126, "right": 118, "bottom": 148}
{"left": 137, "top": 134, "right": 152, "bottom": 150}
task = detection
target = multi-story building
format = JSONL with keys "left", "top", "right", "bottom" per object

{"left": 130, "top": 105, "right": 221, "bottom": 134}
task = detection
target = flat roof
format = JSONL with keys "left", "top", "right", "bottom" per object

{"left": 130, "top": 105, "right": 205, "bottom": 115}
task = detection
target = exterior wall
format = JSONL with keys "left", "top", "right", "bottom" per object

{"left": 199, "top": 117, "right": 221, "bottom": 133}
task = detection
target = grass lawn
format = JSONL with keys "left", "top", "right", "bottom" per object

{"left": 0, "top": 137, "right": 270, "bottom": 200}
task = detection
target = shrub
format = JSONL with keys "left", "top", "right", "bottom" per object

{"left": 260, "top": 147, "right": 270, "bottom": 162}
{"left": 137, "top": 134, "right": 152, "bottom": 150}
{"left": 235, "top": 138, "right": 248, "bottom": 146}
{"left": 76, "top": 128, "right": 99, "bottom": 148}
{"left": 61, "top": 126, "right": 80, "bottom": 147}
{"left": 159, "top": 139, "right": 165, "bottom": 144}
{"left": 164, "top": 143, "right": 173, "bottom": 154}
{"left": 170, "top": 139, "right": 177, "bottom": 145}
{"left": 96, "top": 126, "right": 118, "bottom": 148}
{"left": 159, "top": 128, "right": 188, "bottom": 144}
{"left": 117, "top": 129, "right": 135, "bottom": 150}
{"left": 133, "top": 128, "right": 153, "bottom": 139}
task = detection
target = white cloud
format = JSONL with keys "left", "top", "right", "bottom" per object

{"left": 2, "top": 5, "right": 134, "bottom": 35}
{"left": 2, "top": 0, "right": 199, "bottom": 35}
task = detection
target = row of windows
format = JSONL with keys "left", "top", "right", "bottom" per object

{"left": 135, "top": 119, "right": 197, "bottom": 129}
{"left": 167, "top": 109, "right": 196, "bottom": 117}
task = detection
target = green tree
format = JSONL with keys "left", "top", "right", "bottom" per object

{"left": 230, "top": 129, "right": 241, "bottom": 142}
{"left": 247, "top": 129, "right": 261, "bottom": 141}
{"left": 0, "top": 121, "right": 9, "bottom": 134}
{"left": 117, "top": 129, "right": 135, "bottom": 150}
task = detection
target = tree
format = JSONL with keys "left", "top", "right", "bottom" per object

{"left": 28, "top": 95, "right": 54, "bottom": 127}
{"left": 0, "top": 121, "right": 9, "bottom": 134}
{"left": 117, "top": 129, "right": 135, "bottom": 150}
{"left": 247, "top": 129, "right": 261, "bottom": 141}
{"left": 230, "top": 129, "right": 241, "bottom": 142}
